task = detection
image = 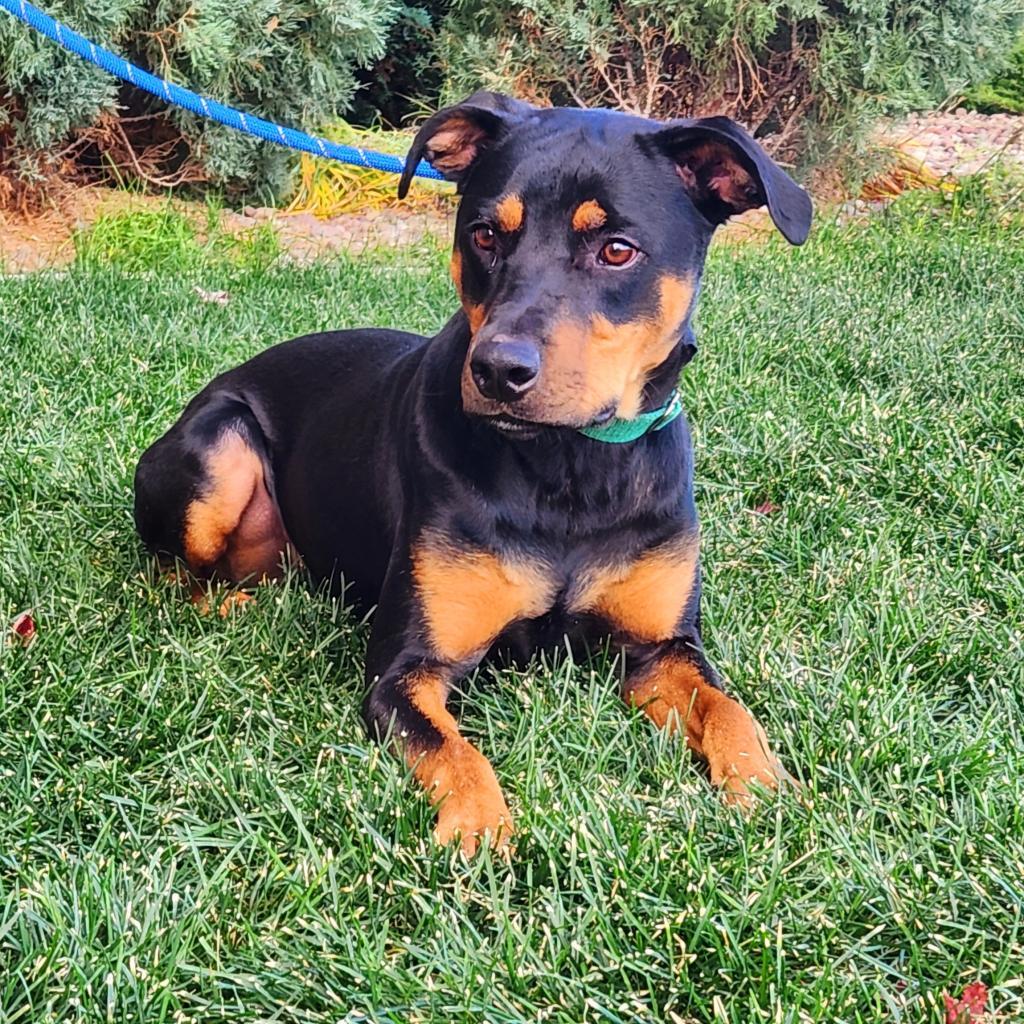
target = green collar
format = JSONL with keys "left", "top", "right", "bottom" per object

{"left": 577, "top": 392, "right": 683, "bottom": 443}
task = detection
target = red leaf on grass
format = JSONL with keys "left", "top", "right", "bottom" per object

{"left": 944, "top": 981, "right": 989, "bottom": 1023}
{"left": 962, "top": 983, "right": 990, "bottom": 1013}
{"left": 752, "top": 500, "right": 779, "bottom": 516}
{"left": 9, "top": 610, "right": 36, "bottom": 647}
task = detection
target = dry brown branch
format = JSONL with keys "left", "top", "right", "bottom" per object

{"left": 78, "top": 113, "right": 207, "bottom": 189}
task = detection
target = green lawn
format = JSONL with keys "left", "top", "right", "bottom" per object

{"left": 1, "top": 191, "right": 1023, "bottom": 1024}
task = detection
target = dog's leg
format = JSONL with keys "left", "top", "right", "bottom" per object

{"left": 623, "top": 640, "right": 787, "bottom": 803}
{"left": 364, "top": 665, "right": 512, "bottom": 855}
{"left": 573, "top": 532, "right": 789, "bottom": 801}
{"left": 362, "top": 534, "right": 556, "bottom": 854}
{"left": 135, "top": 394, "right": 292, "bottom": 597}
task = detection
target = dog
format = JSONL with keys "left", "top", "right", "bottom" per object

{"left": 134, "top": 91, "right": 812, "bottom": 854}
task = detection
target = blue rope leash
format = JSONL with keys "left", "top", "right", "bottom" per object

{"left": 0, "top": 0, "right": 445, "bottom": 182}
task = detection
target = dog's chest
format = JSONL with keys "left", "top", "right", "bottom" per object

{"left": 412, "top": 525, "right": 699, "bottom": 667}
{"left": 579, "top": 535, "right": 697, "bottom": 636}
{"left": 488, "top": 544, "right": 698, "bottom": 661}
{"left": 500, "top": 530, "right": 700, "bottom": 650}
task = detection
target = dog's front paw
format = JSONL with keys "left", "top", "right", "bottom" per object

{"left": 429, "top": 748, "right": 514, "bottom": 856}
{"left": 702, "top": 703, "right": 794, "bottom": 807}
{"left": 435, "top": 791, "right": 514, "bottom": 856}
{"left": 717, "top": 755, "right": 793, "bottom": 807}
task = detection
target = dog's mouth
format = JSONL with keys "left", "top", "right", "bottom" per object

{"left": 586, "top": 404, "right": 618, "bottom": 427}
{"left": 486, "top": 414, "right": 544, "bottom": 439}
{"left": 482, "top": 403, "right": 618, "bottom": 439}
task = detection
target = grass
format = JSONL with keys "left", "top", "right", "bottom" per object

{"left": 72, "top": 202, "right": 282, "bottom": 274}
{"left": 1, "top": 188, "right": 1023, "bottom": 1023}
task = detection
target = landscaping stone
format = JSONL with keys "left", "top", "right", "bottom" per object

{"left": 876, "top": 110, "right": 1023, "bottom": 178}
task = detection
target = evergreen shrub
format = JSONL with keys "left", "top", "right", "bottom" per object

{"left": 0, "top": 0, "right": 399, "bottom": 199}
{"left": 437, "top": 0, "right": 1023, "bottom": 158}
{"left": 965, "top": 33, "right": 1024, "bottom": 114}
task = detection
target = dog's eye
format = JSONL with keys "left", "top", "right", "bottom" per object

{"left": 597, "top": 239, "right": 639, "bottom": 268}
{"left": 472, "top": 225, "right": 497, "bottom": 252}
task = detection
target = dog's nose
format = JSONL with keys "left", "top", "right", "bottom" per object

{"left": 470, "top": 338, "right": 540, "bottom": 403}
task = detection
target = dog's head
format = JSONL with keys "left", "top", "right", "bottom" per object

{"left": 401, "top": 92, "right": 812, "bottom": 437}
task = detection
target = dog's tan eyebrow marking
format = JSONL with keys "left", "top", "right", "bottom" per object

{"left": 494, "top": 193, "right": 525, "bottom": 233}
{"left": 572, "top": 199, "right": 607, "bottom": 232}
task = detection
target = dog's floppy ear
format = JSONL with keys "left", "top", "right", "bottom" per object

{"left": 399, "top": 91, "right": 533, "bottom": 198}
{"left": 650, "top": 116, "right": 812, "bottom": 245}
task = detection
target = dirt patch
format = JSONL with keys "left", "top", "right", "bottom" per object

{"left": 0, "top": 183, "right": 455, "bottom": 274}
{"left": 230, "top": 204, "right": 453, "bottom": 263}
{"left": 0, "top": 186, "right": 156, "bottom": 272}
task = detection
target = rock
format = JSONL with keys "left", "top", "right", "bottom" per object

{"left": 874, "top": 110, "right": 1024, "bottom": 186}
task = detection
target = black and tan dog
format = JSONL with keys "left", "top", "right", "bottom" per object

{"left": 134, "top": 92, "right": 812, "bottom": 854}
